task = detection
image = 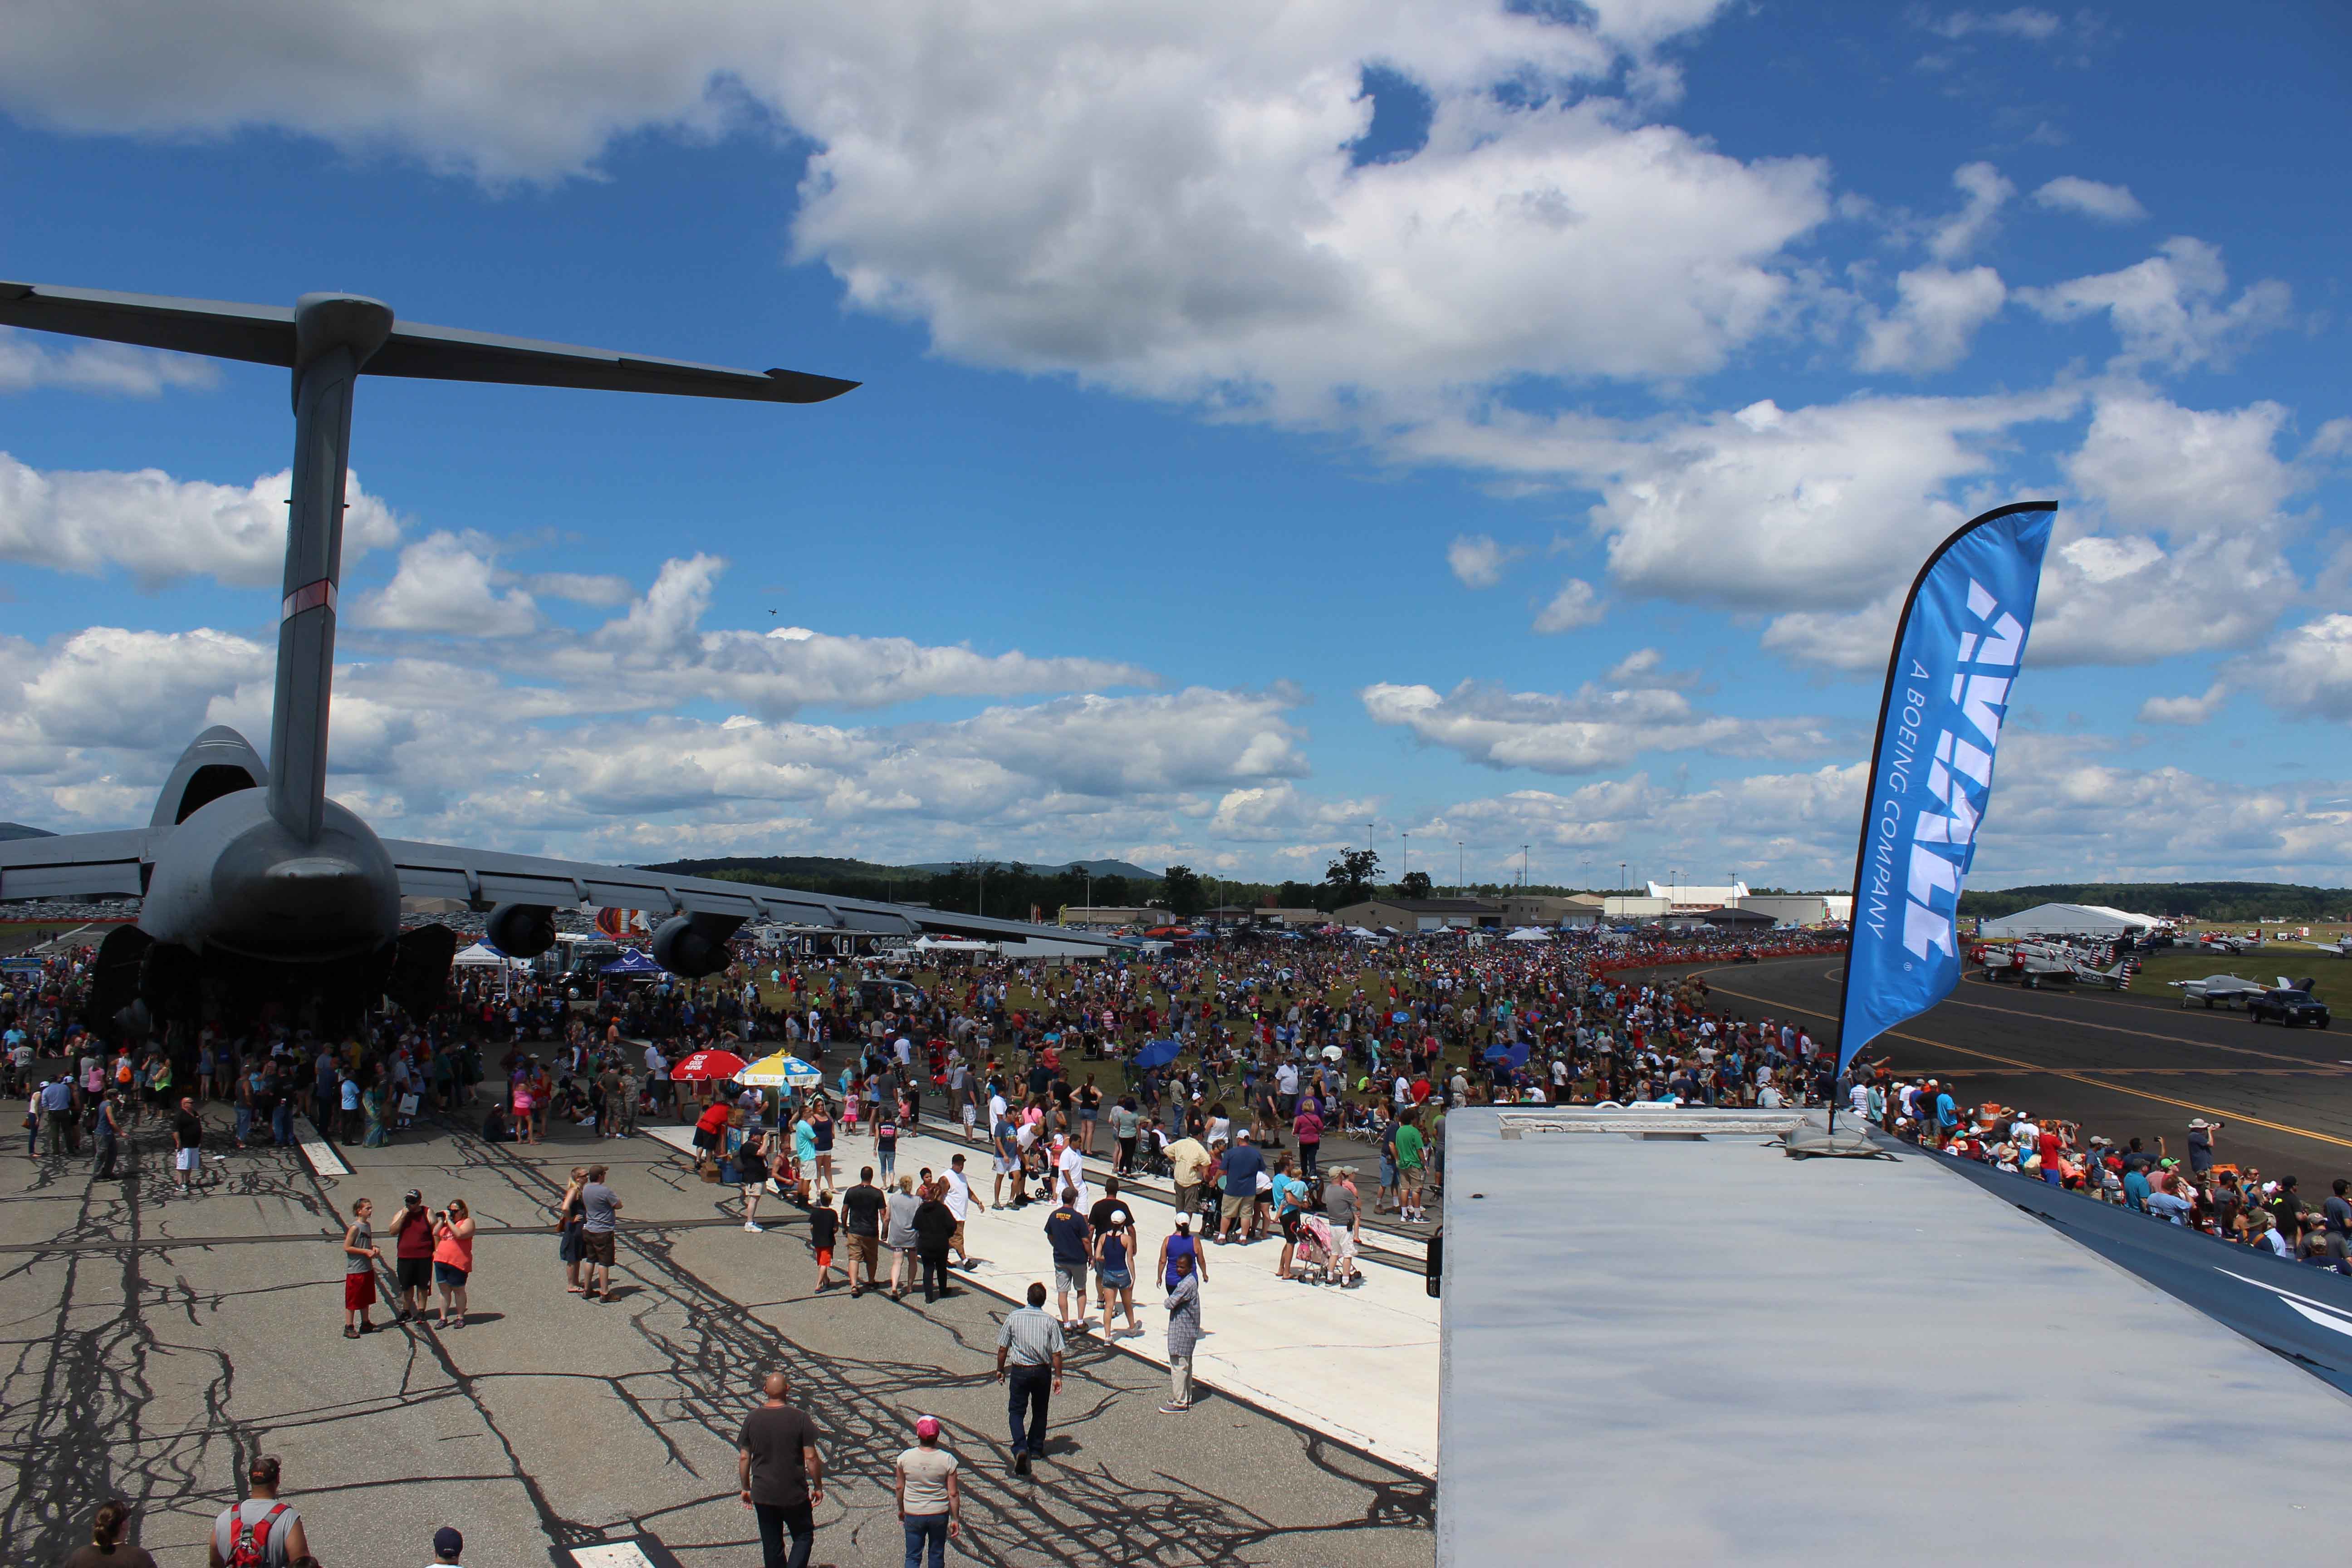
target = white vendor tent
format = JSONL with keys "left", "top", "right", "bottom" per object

{"left": 451, "top": 941, "right": 523, "bottom": 968}
{"left": 1503, "top": 926, "right": 1553, "bottom": 942}
{"left": 1979, "top": 903, "right": 2160, "bottom": 939}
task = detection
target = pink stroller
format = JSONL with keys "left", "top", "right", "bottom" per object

{"left": 1294, "top": 1214, "right": 1340, "bottom": 1286}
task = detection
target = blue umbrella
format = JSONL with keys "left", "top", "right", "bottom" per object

{"left": 1483, "top": 1041, "right": 1530, "bottom": 1070}
{"left": 1133, "top": 1038, "right": 1182, "bottom": 1070}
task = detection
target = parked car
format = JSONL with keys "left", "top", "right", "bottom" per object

{"left": 2248, "top": 988, "right": 2331, "bottom": 1029}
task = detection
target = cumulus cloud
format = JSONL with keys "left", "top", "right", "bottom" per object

{"left": 2033, "top": 176, "right": 2146, "bottom": 223}
{"left": 1926, "top": 162, "right": 2014, "bottom": 264}
{"left": 2019, "top": 237, "right": 2293, "bottom": 371}
{"left": 1446, "top": 532, "right": 1519, "bottom": 588}
{"left": 0, "top": 1, "right": 1829, "bottom": 426}
{"left": 565, "top": 554, "right": 1156, "bottom": 717}
{"left": 0, "top": 454, "right": 401, "bottom": 591}
{"left": 1532, "top": 578, "right": 1605, "bottom": 633}
{"left": 353, "top": 531, "right": 542, "bottom": 637}
{"left": 2136, "top": 684, "right": 2228, "bottom": 726}
{"left": 1361, "top": 677, "right": 1839, "bottom": 772}
{"left": 2235, "top": 616, "right": 2352, "bottom": 722}
{"left": 0, "top": 328, "right": 219, "bottom": 398}
{"left": 1854, "top": 265, "right": 2006, "bottom": 374}
{"left": 1762, "top": 387, "right": 2320, "bottom": 671}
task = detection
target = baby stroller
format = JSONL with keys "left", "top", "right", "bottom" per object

{"left": 1293, "top": 1213, "right": 1340, "bottom": 1286}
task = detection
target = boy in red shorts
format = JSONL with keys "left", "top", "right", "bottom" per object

{"left": 343, "top": 1197, "right": 382, "bottom": 1337}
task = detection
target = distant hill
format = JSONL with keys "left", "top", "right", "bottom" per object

{"left": 1959, "top": 881, "right": 2351, "bottom": 922}
{"left": 908, "top": 857, "right": 1160, "bottom": 880}
{"left": 648, "top": 854, "right": 916, "bottom": 882}
{"left": 0, "top": 822, "right": 56, "bottom": 841}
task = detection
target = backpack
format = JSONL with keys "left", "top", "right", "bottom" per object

{"left": 225, "top": 1500, "right": 289, "bottom": 1567}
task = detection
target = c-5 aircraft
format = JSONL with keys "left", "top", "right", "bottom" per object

{"left": 2168, "top": 974, "right": 2272, "bottom": 1009}
{"left": 0, "top": 280, "right": 1121, "bottom": 1029}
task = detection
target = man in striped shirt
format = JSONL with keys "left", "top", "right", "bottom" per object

{"left": 993, "top": 1282, "right": 1065, "bottom": 1476}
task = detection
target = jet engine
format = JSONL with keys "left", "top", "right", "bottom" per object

{"left": 651, "top": 912, "right": 743, "bottom": 978}
{"left": 484, "top": 902, "right": 559, "bottom": 959}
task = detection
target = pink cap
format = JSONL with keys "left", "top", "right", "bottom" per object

{"left": 916, "top": 1416, "right": 941, "bottom": 1439}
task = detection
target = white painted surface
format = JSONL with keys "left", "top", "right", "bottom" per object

{"left": 292, "top": 1116, "right": 350, "bottom": 1176}
{"left": 568, "top": 1542, "right": 657, "bottom": 1568}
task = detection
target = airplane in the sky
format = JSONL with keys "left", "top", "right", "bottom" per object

{"left": 0, "top": 280, "right": 1121, "bottom": 1029}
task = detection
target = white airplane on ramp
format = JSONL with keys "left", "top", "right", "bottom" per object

{"left": 2170, "top": 974, "right": 2271, "bottom": 1009}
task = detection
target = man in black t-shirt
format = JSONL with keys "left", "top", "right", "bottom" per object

{"left": 737, "top": 1371, "right": 823, "bottom": 1568}
{"left": 842, "top": 1168, "right": 887, "bottom": 1297}
{"left": 172, "top": 1096, "right": 205, "bottom": 1196}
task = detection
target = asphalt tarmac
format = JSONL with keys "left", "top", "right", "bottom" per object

{"left": 0, "top": 1098, "right": 1432, "bottom": 1568}
{"left": 1688, "top": 953, "right": 2352, "bottom": 1184}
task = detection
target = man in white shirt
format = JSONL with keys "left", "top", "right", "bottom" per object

{"left": 942, "top": 1152, "right": 982, "bottom": 1266}
{"left": 1054, "top": 1135, "right": 1088, "bottom": 1211}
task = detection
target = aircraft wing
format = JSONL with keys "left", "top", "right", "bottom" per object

{"left": 0, "top": 828, "right": 158, "bottom": 902}
{"left": 378, "top": 839, "right": 1131, "bottom": 948}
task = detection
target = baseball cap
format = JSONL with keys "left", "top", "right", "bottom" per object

{"left": 434, "top": 1526, "right": 464, "bottom": 1558}
{"left": 405, "top": 1189, "right": 423, "bottom": 1203}
{"left": 1235, "top": 1127, "right": 1251, "bottom": 1140}
{"left": 916, "top": 1415, "right": 941, "bottom": 1439}
{"left": 1174, "top": 1215, "right": 1191, "bottom": 1230}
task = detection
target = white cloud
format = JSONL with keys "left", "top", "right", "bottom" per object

{"left": 0, "top": 328, "right": 219, "bottom": 397}
{"left": 1926, "top": 162, "right": 2014, "bottom": 263}
{"left": 1361, "top": 677, "right": 1838, "bottom": 772}
{"left": 1763, "top": 387, "right": 2320, "bottom": 671}
{"left": 0, "top": 454, "right": 401, "bottom": 591}
{"left": 2236, "top": 616, "right": 2352, "bottom": 723}
{"left": 1926, "top": 9, "right": 2062, "bottom": 42}
{"left": 2019, "top": 237, "right": 2293, "bottom": 371}
{"left": 1854, "top": 264, "right": 2006, "bottom": 374}
{"left": 564, "top": 554, "right": 1155, "bottom": 717}
{"left": 1532, "top": 577, "right": 1605, "bottom": 633}
{"left": 2136, "top": 684, "right": 2228, "bottom": 726}
{"left": 0, "top": 626, "right": 268, "bottom": 754}
{"left": 1446, "top": 532, "right": 1519, "bottom": 588}
{"left": 353, "top": 531, "right": 542, "bottom": 637}
{"left": 526, "top": 572, "right": 634, "bottom": 606}
{"left": 1581, "top": 386, "right": 2079, "bottom": 611}
{"left": 0, "top": 2, "right": 1828, "bottom": 424}
{"left": 1606, "top": 647, "right": 1663, "bottom": 682}
{"left": 2032, "top": 176, "right": 2146, "bottom": 223}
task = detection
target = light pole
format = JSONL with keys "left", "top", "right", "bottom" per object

{"left": 1402, "top": 831, "right": 1410, "bottom": 886}
{"left": 1521, "top": 843, "right": 1530, "bottom": 888}
{"left": 975, "top": 856, "right": 985, "bottom": 918}
{"left": 1457, "top": 840, "right": 1465, "bottom": 896}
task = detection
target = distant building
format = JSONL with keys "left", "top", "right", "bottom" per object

{"left": 1647, "top": 881, "right": 1751, "bottom": 911}
{"left": 1602, "top": 895, "right": 1671, "bottom": 920}
{"left": 1333, "top": 897, "right": 1506, "bottom": 932}
{"left": 1499, "top": 893, "right": 1606, "bottom": 928}
{"left": 1731, "top": 894, "right": 1852, "bottom": 926}
{"left": 1058, "top": 904, "right": 1164, "bottom": 929}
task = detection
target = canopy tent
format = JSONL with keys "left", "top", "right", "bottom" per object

{"left": 451, "top": 941, "right": 522, "bottom": 968}
{"left": 1980, "top": 903, "right": 2158, "bottom": 939}
{"left": 599, "top": 948, "right": 664, "bottom": 976}
{"left": 740, "top": 1052, "right": 823, "bottom": 1089}
{"left": 1503, "top": 927, "right": 1553, "bottom": 943}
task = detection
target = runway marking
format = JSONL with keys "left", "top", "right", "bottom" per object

{"left": 570, "top": 1544, "right": 660, "bottom": 1568}
{"left": 1700, "top": 968, "right": 2352, "bottom": 1154}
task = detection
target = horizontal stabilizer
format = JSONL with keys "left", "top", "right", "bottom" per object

{"left": 0, "top": 281, "right": 858, "bottom": 403}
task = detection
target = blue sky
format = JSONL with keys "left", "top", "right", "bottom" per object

{"left": 1, "top": 0, "right": 2346, "bottom": 891}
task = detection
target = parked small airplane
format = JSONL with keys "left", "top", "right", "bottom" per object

{"left": 1976, "top": 939, "right": 2133, "bottom": 990}
{"left": 2169, "top": 974, "right": 2272, "bottom": 1009}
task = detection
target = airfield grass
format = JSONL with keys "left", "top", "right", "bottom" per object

{"left": 2121, "top": 946, "right": 2352, "bottom": 997}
